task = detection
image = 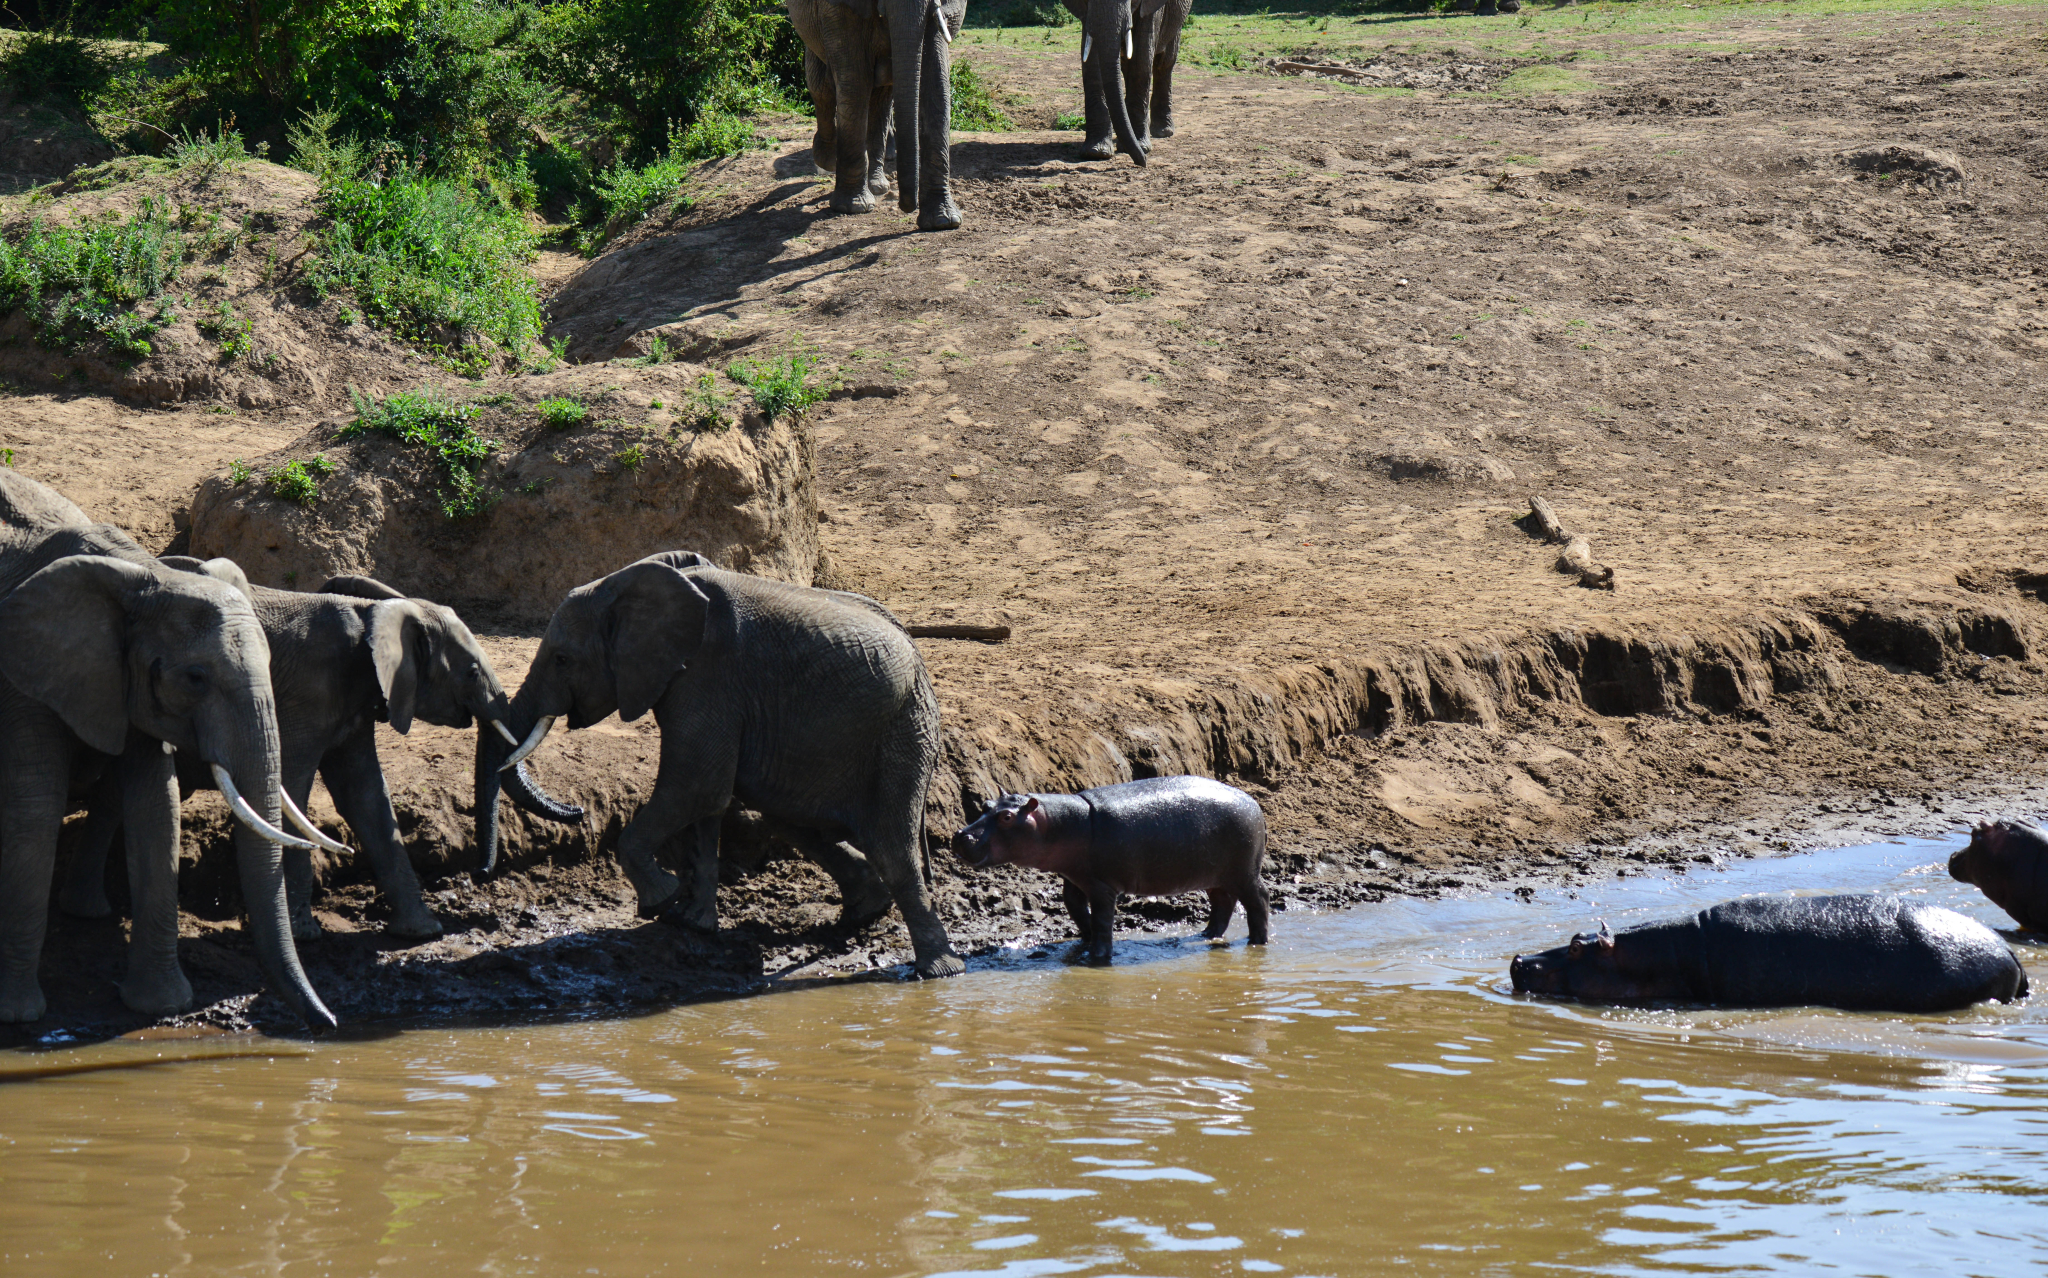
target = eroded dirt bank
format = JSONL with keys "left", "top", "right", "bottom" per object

{"left": 7, "top": 3, "right": 2048, "bottom": 1040}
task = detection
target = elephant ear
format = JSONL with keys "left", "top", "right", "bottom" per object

{"left": 644, "top": 550, "right": 717, "bottom": 574}
{"left": 159, "top": 555, "right": 252, "bottom": 599}
{"left": 604, "top": 558, "right": 712, "bottom": 722}
{"left": 320, "top": 574, "right": 407, "bottom": 601}
{"left": 366, "top": 599, "right": 426, "bottom": 734}
{"left": 0, "top": 554, "right": 155, "bottom": 755}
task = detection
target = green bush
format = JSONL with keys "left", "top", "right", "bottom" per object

{"left": 996, "top": 0, "right": 1072, "bottom": 27}
{"left": 309, "top": 171, "right": 542, "bottom": 366}
{"left": 949, "top": 59, "right": 1013, "bottom": 132}
{"left": 537, "top": 396, "right": 587, "bottom": 429}
{"left": 726, "top": 348, "right": 830, "bottom": 424}
{"left": 341, "top": 385, "right": 498, "bottom": 518}
{"left": 0, "top": 196, "right": 188, "bottom": 359}
{"left": 266, "top": 454, "right": 335, "bottom": 504}
{"left": 0, "top": 27, "right": 137, "bottom": 103}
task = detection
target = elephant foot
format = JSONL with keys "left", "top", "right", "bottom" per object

{"left": 626, "top": 863, "right": 682, "bottom": 920}
{"left": 1201, "top": 924, "right": 1228, "bottom": 940}
{"left": 0, "top": 978, "right": 46, "bottom": 1023}
{"left": 1086, "top": 946, "right": 1114, "bottom": 966}
{"left": 867, "top": 172, "right": 891, "bottom": 197}
{"left": 914, "top": 950, "right": 965, "bottom": 979}
{"left": 658, "top": 899, "right": 719, "bottom": 935}
{"left": 58, "top": 883, "right": 112, "bottom": 919}
{"left": 384, "top": 905, "right": 444, "bottom": 941}
{"left": 1078, "top": 136, "right": 1114, "bottom": 161}
{"left": 290, "top": 908, "right": 325, "bottom": 942}
{"left": 1152, "top": 122, "right": 1175, "bottom": 139}
{"left": 119, "top": 966, "right": 194, "bottom": 1018}
{"left": 918, "top": 200, "right": 962, "bottom": 232}
{"left": 838, "top": 880, "right": 895, "bottom": 931}
{"left": 829, "top": 187, "right": 877, "bottom": 215}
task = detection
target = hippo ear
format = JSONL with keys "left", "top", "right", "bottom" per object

{"left": 1019, "top": 795, "right": 1039, "bottom": 816}
{"left": 1598, "top": 919, "right": 1613, "bottom": 942}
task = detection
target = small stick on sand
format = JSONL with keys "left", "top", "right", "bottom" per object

{"left": 907, "top": 623, "right": 1011, "bottom": 642}
{"left": 1526, "top": 496, "right": 1616, "bottom": 591}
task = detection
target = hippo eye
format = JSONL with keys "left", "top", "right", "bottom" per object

{"left": 996, "top": 811, "right": 1013, "bottom": 826}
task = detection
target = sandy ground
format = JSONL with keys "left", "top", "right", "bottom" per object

{"left": 7, "top": 1, "right": 2048, "bottom": 1038}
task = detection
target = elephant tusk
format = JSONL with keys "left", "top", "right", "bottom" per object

{"left": 162, "top": 740, "right": 174, "bottom": 755}
{"left": 1125, "top": 30, "right": 1132, "bottom": 60}
{"left": 499, "top": 715, "right": 556, "bottom": 772}
{"left": 491, "top": 718, "right": 520, "bottom": 747}
{"left": 209, "top": 764, "right": 315, "bottom": 850}
{"left": 279, "top": 787, "right": 351, "bottom": 855}
{"left": 936, "top": 1, "right": 953, "bottom": 43}
{"left": 1082, "top": 33, "right": 1092, "bottom": 60}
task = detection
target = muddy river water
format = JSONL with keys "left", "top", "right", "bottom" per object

{"left": 3, "top": 838, "right": 2045, "bottom": 1276}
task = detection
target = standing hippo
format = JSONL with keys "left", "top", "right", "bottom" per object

{"left": 951, "top": 776, "right": 1269, "bottom": 964}
{"left": 1510, "top": 894, "right": 2028, "bottom": 1012}
{"left": 1950, "top": 821, "right": 2048, "bottom": 932}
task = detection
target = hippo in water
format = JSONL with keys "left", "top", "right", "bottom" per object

{"left": 951, "top": 776, "right": 1269, "bottom": 964}
{"left": 1510, "top": 894, "right": 2028, "bottom": 1012}
{"left": 1950, "top": 821, "right": 2048, "bottom": 932}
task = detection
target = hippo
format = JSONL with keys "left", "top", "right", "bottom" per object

{"left": 1509, "top": 894, "right": 2028, "bottom": 1012}
{"left": 951, "top": 776, "right": 1269, "bottom": 964}
{"left": 1950, "top": 821, "right": 2048, "bottom": 932}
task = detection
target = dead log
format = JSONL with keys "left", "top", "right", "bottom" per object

{"left": 1525, "top": 496, "right": 1616, "bottom": 591}
{"left": 907, "top": 623, "right": 1011, "bottom": 642}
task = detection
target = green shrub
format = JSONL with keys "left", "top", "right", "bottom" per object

{"left": 537, "top": 396, "right": 587, "bottom": 429}
{"left": 341, "top": 385, "right": 498, "bottom": 519}
{"left": 613, "top": 442, "right": 645, "bottom": 472}
{"left": 267, "top": 454, "right": 335, "bottom": 505}
{"left": 0, "top": 27, "right": 137, "bottom": 104}
{"left": 284, "top": 106, "right": 364, "bottom": 189}
{"left": 0, "top": 196, "right": 188, "bottom": 359}
{"left": 309, "top": 171, "right": 542, "bottom": 366}
{"left": 677, "top": 370, "right": 732, "bottom": 432}
{"left": 726, "top": 347, "right": 830, "bottom": 423}
{"left": 227, "top": 458, "right": 253, "bottom": 484}
{"left": 997, "top": 0, "right": 1071, "bottom": 27}
{"left": 949, "top": 59, "right": 1013, "bottom": 132}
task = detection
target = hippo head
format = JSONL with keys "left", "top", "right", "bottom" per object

{"left": 1951, "top": 820, "right": 2047, "bottom": 884}
{"left": 1509, "top": 922, "right": 1643, "bottom": 1001}
{"left": 1950, "top": 819, "right": 2048, "bottom": 932}
{"left": 950, "top": 793, "right": 1045, "bottom": 869}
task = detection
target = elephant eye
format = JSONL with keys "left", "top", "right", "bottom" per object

{"left": 184, "top": 665, "right": 207, "bottom": 689}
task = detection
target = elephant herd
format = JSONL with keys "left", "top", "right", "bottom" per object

{"left": 0, "top": 468, "right": 976, "bottom": 1029}
{"left": 787, "top": 0, "right": 1195, "bottom": 228}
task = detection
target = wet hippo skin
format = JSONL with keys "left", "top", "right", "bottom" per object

{"left": 1510, "top": 894, "right": 2029, "bottom": 1012}
{"left": 1950, "top": 821, "right": 2048, "bottom": 933}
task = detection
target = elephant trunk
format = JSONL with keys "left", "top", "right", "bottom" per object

{"left": 890, "top": 0, "right": 928, "bottom": 211}
{"left": 205, "top": 702, "right": 335, "bottom": 1030}
{"left": 474, "top": 697, "right": 581, "bottom": 877}
{"left": 1087, "top": 0, "right": 1145, "bottom": 166}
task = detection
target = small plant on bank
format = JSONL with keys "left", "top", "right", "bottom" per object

{"left": 636, "top": 334, "right": 673, "bottom": 366}
{"left": 266, "top": 454, "right": 335, "bottom": 505}
{"left": 726, "top": 347, "right": 832, "bottom": 424}
{"left": 677, "top": 372, "right": 733, "bottom": 433}
{"left": 538, "top": 396, "right": 588, "bottom": 429}
{"left": 614, "top": 443, "right": 646, "bottom": 472}
{"left": 198, "top": 300, "right": 253, "bottom": 361}
{"left": 341, "top": 385, "right": 498, "bottom": 520}
{"left": 0, "top": 196, "right": 190, "bottom": 360}
{"left": 227, "top": 458, "right": 253, "bottom": 484}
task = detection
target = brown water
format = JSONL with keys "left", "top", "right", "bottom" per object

{"left": 5, "top": 838, "right": 2047, "bottom": 1277}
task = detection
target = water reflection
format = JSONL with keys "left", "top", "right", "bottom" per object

{"left": 0, "top": 837, "right": 2042, "bottom": 1276}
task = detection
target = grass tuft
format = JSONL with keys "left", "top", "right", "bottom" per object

{"left": 267, "top": 454, "right": 336, "bottom": 505}
{"left": 726, "top": 347, "right": 832, "bottom": 424}
{"left": 538, "top": 396, "right": 588, "bottom": 429}
{"left": 341, "top": 385, "right": 499, "bottom": 519}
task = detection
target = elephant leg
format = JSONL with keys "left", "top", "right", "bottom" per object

{"left": 672, "top": 815, "right": 724, "bottom": 933}
{"left": 865, "top": 79, "right": 893, "bottom": 198}
{"left": 1085, "top": 880, "right": 1117, "bottom": 965}
{"left": 1151, "top": 12, "right": 1185, "bottom": 137}
{"left": 0, "top": 726, "right": 71, "bottom": 1022}
{"left": 618, "top": 744, "right": 734, "bottom": 922}
{"left": 1124, "top": 12, "right": 1158, "bottom": 152}
{"left": 57, "top": 766, "right": 123, "bottom": 919}
{"left": 829, "top": 59, "right": 878, "bottom": 215}
{"left": 1240, "top": 870, "right": 1270, "bottom": 945}
{"left": 1078, "top": 55, "right": 1114, "bottom": 160}
{"left": 320, "top": 730, "right": 441, "bottom": 940}
{"left": 1062, "top": 879, "right": 1092, "bottom": 938}
{"left": 119, "top": 733, "right": 193, "bottom": 1016}
{"left": 806, "top": 49, "right": 839, "bottom": 178}
{"left": 1200, "top": 888, "right": 1236, "bottom": 940}
{"left": 790, "top": 828, "right": 893, "bottom": 928}
{"left": 916, "top": 23, "right": 961, "bottom": 230}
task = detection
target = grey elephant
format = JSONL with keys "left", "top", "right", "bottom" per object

{"left": 788, "top": 0, "right": 967, "bottom": 230}
{"left": 1063, "top": 0, "right": 1191, "bottom": 164}
{"left": 475, "top": 551, "right": 963, "bottom": 978}
{"left": 0, "top": 471, "right": 330, "bottom": 1026}
{"left": 61, "top": 563, "right": 581, "bottom": 941}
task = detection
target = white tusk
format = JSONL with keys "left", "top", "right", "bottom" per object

{"left": 279, "top": 787, "right": 351, "bottom": 855}
{"left": 938, "top": 14, "right": 953, "bottom": 42}
{"left": 1082, "top": 33, "right": 1092, "bottom": 60}
{"left": 162, "top": 740, "right": 175, "bottom": 755}
{"left": 499, "top": 716, "right": 556, "bottom": 772}
{"left": 492, "top": 718, "right": 520, "bottom": 747}
{"left": 210, "top": 764, "right": 315, "bottom": 850}
{"left": 1125, "top": 30, "right": 1132, "bottom": 60}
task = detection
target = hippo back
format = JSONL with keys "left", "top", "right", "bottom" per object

{"left": 1696, "top": 895, "right": 2027, "bottom": 1012}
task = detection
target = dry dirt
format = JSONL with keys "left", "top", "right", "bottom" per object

{"left": 8, "top": 3, "right": 2048, "bottom": 1039}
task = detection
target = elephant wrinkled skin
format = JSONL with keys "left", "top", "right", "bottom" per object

{"left": 0, "top": 471, "right": 331, "bottom": 1027}
{"left": 1063, "top": 0, "right": 1193, "bottom": 164}
{"left": 788, "top": 0, "right": 968, "bottom": 230}
{"left": 476, "top": 551, "right": 964, "bottom": 979}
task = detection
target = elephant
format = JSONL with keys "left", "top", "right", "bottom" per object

{"left": 475, "top": 551, "right": 964, "bottom": 978}
{"left": 59, "top": 563, "right": 581, "bottom": 942}
{"left": 1062, "top": 0, "right": 1191, "bottom": 164}
{"left": 788, "top": 0, "right": 968, "bottom": 230}
{"left": 0, "top": 471, "right": 330, "bottom": 1026}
